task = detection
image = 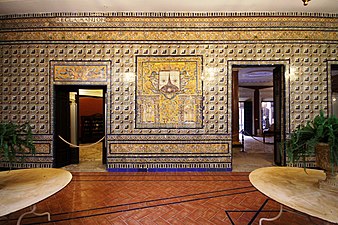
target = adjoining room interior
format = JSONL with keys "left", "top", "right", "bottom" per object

{"left": 232, "top": 66, "right": 276, "bottom": 172}
{"left": 78, "top": 89, "right": 104, "bottom": 160}
{"left": 62, "top": 88, "right": 106, "bottom": 172}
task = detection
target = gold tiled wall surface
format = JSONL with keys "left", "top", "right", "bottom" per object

{"left": 0, "top": 12, "right": 337, "bottom": 169}
{"left": 108, "top": 143, "right": 230, "bottom": 170}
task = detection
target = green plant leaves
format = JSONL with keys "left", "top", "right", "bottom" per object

{"left": 0, "top": 122, "right": 36, "bottom": 167}
{"left": 285, "top": 110, "right": 338, "bottom": 171}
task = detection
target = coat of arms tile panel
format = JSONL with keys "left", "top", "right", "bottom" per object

{"left": 136, "top": 56, "right": 203, "bottom": 129}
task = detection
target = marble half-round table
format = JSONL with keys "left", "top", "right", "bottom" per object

{"left": 0, "top": 168, "right": 72, "bottom": 224}
{"left": 249, "top": 167, "right": 338, "bottom": 224}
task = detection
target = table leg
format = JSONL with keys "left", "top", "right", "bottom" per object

{"left": 16, "top": 204, "right": 51, "bottom": 225}
{"left": 259, "top": 205, "right": 283, "bottom": 225}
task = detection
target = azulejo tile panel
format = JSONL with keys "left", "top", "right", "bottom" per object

{"left": 106, "top": 153, "right": 232, "bottom": 171}
{"left": 110, "top": 143, "right": 228, "bottom": 154}
{"left": 136, "top": 56, "right": 203, "bottom": 129}
{"left": 1, "top": 12, "right": 337, "bottom": 29}
{"left": 51, "top": 61, "right": 108, "bottom": 82}
{"left": 0, "top": 12, "right": 337, "bottom": 169}
{"left": 0, "top": 30, "right": 337, "bottom": 41}
{"left": 34, "top": 143, "right": 51, "bottom": 154}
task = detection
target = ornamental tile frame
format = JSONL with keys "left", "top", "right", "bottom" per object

{"left": 51, "top": 61, "right": 109, "bottom": 82}
{"left": 0, "top": 12, "right": 337, "bottom": 170}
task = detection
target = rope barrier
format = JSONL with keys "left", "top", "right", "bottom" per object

{"left": 241, "top": 130, "right": 274, "bottom": 145}
{"left": 58, "top": 135, "right": 105, "bottom": 148}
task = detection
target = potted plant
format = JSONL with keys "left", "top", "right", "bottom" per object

{"left": 0, "top": 122, "right": 36, "bottom": 168}
{"left": 285, "top": 110, "right": 338, "bottom": 191}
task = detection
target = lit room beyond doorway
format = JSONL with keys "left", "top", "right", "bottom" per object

{"left": 232, "top": 65, "right": 284, "bottom": 172}
{"left": 56, "top": 87, "right": 106, "bottom": 172}
{"left": 72, "top": 89, "right": 106, "bottom": 171}
{"left": 78, "top": 89, "right": 104, "bottom": 164}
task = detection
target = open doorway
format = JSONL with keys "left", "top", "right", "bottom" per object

{"left": 54, "top": 85, "right": 106, "bottom": 171}
{"left": 78, "top": 89, "right": 105, "bottom": 164}
{"left": 232, "top": 65, "right": 285, "bottom": 171}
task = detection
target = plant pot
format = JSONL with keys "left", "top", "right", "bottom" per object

{"left": 316, "top": 143, "right": 338, "bottom": 193}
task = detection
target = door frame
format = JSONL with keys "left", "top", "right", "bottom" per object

{"left": 230, "top": 60, "right": 288, "bottom": 166}
{"left": 54, "top": 85, "right": 107, "bottom": 167}
{"left": 273, "top": 65, "right": 285, "bottom": 166}
{"left": 54, "top": 85, "right": 72, "bottom": 167}
{"left": 328, "top": 62, "right": 338, "bottom": 116}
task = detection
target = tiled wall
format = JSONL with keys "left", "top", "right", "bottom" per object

{"left": 0, "top": 12, "right": 337, "bottom": 170}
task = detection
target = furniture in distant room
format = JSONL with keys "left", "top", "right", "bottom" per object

{"left": 262, "top": 123, "right": 274, "bottom": 143}
{"left": 81, "top": 113, "right": 104, "bottom": 143}
{"left": 249, "top": 167, "right": 338, "bottom": 224}
{"left": 0, "top": 168, "right": 72, "bottom": 225}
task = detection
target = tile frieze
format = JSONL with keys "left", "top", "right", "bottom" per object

{"left": 1, "top": 30, "right": 336, "bottom": 41}
{"left": 1, "top": 14, "right": 337, "bottom": 30}
{"left": 109, "top": 143, "right": 229, "bottom": 154}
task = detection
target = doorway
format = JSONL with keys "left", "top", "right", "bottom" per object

{"left": 54, "top": 85, "right": 106, "bottom": 169}
{"left": 232, "top": 65, "right": 285, "bottom": 171}
{"left": 331, "top": 64, "right": 338, "bottom": 117}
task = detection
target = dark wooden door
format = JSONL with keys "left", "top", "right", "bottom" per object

{"left": 273, "top": 65, "right": 285, "bottom": 166}
{"left": 54, "top": 86, "right": 71, "bottom": 167}
{"left": 102, "top": 91, "right": 107, "bottom": 165}
{"left": 244, "top": 101, "right": 253, "bottom": 136}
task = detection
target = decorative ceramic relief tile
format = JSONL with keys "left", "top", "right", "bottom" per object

{"left": 0, "top": 12, "right": 337, "bottom": 169}
{"left": 110, "top": 143, "right": 228, "bottom": 154}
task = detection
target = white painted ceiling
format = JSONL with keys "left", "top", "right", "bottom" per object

{"left": 0, "top": 0, "right": 337, "bottom": 15}
{"left": 238, "top": 67, "right": 274, "bottom": 86}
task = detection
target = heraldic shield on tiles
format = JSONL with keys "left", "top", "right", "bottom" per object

{"left": 136, "top": 56, "right": 203, "bottom": 129}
